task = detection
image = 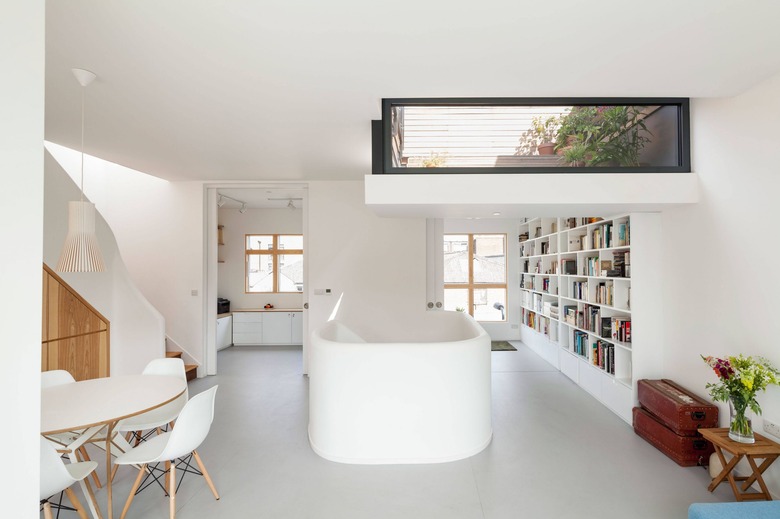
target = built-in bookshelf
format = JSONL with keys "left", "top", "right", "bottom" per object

{"left": 518, "top": 214, "right": 661, "bottom": 424}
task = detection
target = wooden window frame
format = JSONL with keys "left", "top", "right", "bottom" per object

{"left": 245, "top": 234, "right": 303, "bottom": 294}
{"left": 444, "top": 233, "right": 507, "bottom": 322}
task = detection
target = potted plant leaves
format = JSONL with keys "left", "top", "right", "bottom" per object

{"left": 531, "top": 115, "right": 559, "bottom": 156}
{"left": 555, "top": 105, "right": 651, "bottom": 167}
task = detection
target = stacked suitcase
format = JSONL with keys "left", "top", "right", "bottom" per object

{"left": 633, "top": 379, "right": 718, "bottom": 467}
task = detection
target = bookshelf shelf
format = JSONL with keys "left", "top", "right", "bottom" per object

{"left": 518, "top": 215, "right": 645, "bottom": 425}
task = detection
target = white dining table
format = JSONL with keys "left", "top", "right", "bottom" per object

{"left": 41, "top": 375, "right": 187, "bottom": 519}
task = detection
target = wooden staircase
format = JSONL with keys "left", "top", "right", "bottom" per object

{"left": 166, "top": 351, "right": 198, "bottom": 381}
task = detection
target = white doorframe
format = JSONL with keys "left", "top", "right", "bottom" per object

{"left": 202, "top": 182, "right": 309, "bottom": 376}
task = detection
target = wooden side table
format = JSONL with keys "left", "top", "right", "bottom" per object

{"left": 699, "top": 428, "right": 780, "bottom": 501}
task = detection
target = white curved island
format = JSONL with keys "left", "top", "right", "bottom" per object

{"left": 309, "top": 311, "right": 492, "bottom": 464}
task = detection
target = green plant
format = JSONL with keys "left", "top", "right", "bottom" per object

{"left": 562, "top": 142, "right": 589, "bottom": 167}
{"left": 421, "top": 152, "right": 447, "bottom": 168}
{"left": 702, "top": 354, "right": 780, "bottom": 439}
{"left": 555, "top": 105, "right": 652, "bottom": 167}
{"left": 531, "top": 115, "right": 558, "bottom": 144}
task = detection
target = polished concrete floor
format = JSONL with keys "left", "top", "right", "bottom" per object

{"left": 78, "top": 342, "right": 733, "bottom": 518}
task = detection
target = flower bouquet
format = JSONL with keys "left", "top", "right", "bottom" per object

{"left": 702, "top": 354, "right": 780, "bottom": 443}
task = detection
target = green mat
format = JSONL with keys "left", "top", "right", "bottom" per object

{"left": 491, "top": 341, "right": 517, "bottom": 352}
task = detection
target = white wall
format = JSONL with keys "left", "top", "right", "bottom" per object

{"left": 0, "top": 2, "right": 44, "bottom": 515}
{"left": 218, "top": 206, "right": 303, "bottom": 310}
{"left": 443, "top": 219, "right": 521, "bottom": 340}
{"left": 663, "top": 71, "right": 780, "bottom": 493}
{"left": 45, "top": 143, "right": 206, "bottom": 366}
{"left": 306, "top": 181, "right": 427, "bottom": 371}
{"left": 43, "top": 152, "right": 165, "bottom": 376}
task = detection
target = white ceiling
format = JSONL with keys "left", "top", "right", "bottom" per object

{"left": 44, "top": 1, "right": 780, "bottom": 182}
{"left": 217, "top": 188, "right": 305, "bottom": 209}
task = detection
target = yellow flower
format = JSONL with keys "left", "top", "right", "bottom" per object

{"left": 742, "top": 377, "right": 754, "bottom": 391}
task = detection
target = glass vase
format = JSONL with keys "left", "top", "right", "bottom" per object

{"left": 728, "top": 397, "right": 755, "bottom": 444}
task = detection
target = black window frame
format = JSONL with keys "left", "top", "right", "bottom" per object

{"left": 374, "top": 97, "right": 690, "bottom": 175}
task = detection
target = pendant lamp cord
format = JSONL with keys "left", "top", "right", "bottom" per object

{"left": 80, "top": 86, "right": 85, "bottom": 202}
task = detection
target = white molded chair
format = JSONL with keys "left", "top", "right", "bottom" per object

{"left": 41, "top": 369, "right": 77, "bottom": 389}
{"left": 41, "top": 370, "right": 104, "bottom": 492}
{"left": 115, "top": 358, "right": 189, "bottom": 441}
{"left": 40, "top": 436, "right": 97, "bottom": 519}
{"left": 115, "top": 385, "right": 220, "bottom": 519}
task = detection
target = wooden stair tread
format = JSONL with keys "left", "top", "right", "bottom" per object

{"left": 184, "top": 364, "right": 198, "bottom": 382}
{"left": 165, "top": 351, "right": 183, "bottom": 359}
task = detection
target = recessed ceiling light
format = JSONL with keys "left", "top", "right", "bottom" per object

{"left": 493, "top": 212, "right": 501, "bottom": 216}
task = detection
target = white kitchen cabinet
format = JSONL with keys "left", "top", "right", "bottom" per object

{"left": 232, "top": 311, "right": 303, "bottom": 345}
{"left": 232, "top": 312, "right": 263, "bottom": 345}
{"left": 290, "top": 312, "right": 303, "bottom": 344}
{"left": 216, "top": 315, "right": 233, "bottom": 350}
{"left": 262, "top": 312, "right": 292, "bottom": 344}
{"left": 262, "top": 311, "right": 304, "bottom": 345}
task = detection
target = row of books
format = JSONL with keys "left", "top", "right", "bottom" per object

{"left": 584, "top": 256, "right": 600, "bottom": 276}
{"left": 572, "top": 330, "right": 589, "bottom": 358}
{"left": 611, "top": 251, "right": 631, "bottom": 278}
{"left": 563, "top": 303, "right": 600, "bottom": 333}
{"left": 543, "top": 301, "right": 559, "bottom": 320}
{"left": 593, "top": 340, "right": 616, "bottom": 375}
{"left": 594, "top": 282, "right": 614, "bottom": 306}
{"left": 564, "top": 217, "right": 603, "bottom": 230}
{"left": 589, "top": 222, "right": 630, "bottom": 249}
{"left": 571, "top": 281, "right": 588, "bottom": 300}
{"left": 610, "top": 317, "right": 631, "bottom": 343}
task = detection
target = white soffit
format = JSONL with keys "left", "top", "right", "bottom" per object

{"left": 364, "top": 173, "right": 699, "bottom": 218}
{"left": 43, "top": 1, "right": 780, "bottom": 182}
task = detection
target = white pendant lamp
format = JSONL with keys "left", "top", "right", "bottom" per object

{"left": 56, "top": 68, "right": 106, "bottom": 272}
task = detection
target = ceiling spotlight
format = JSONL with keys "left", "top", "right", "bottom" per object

{"left": 217, "top": 195, "right": 226, "bottom": 207}
{"left": 493, "top": 212, "right": 501, "bottom": 216}
{"left": 287, "top": 199, "right": 295, "bottom": 210}
{"left": 239, "top": 203, "right": 247, "bottom": 214}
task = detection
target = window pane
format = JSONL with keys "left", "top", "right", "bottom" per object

{"left": 279, "top": 235, "right": 303, "bottom": 250}
{"left": 473, "top": 234, "right": 506, "bottom": 283}
{"left": 386, "top": 101, "right": 688, "bottom": 170}
{"left": 247, "top": 254, "right": 274, "bottom": 292}
{"left": 278, "top": 253, "right": 303, "bottom": 292}
{"left": 473, "top": 288, "right": 506, "bottom": 322}
{"left": 444, "top": 289, "right": 469, "bottom": 313}
{"left": 247, "top": 235, "right": 273, "bottom": 251}
{"left": 443, "top": 234, "right": 469, "bottom": 283}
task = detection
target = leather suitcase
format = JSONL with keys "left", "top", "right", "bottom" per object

{"left": 637, "top": 379, "right": 718, "bottom": 436}
{"left": 633, "top": 407, "right": 714, "bottom": 466}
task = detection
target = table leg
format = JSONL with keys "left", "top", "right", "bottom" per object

{"left": 745, "top": 455, "right": 774, "bottom": 500}
{"left": 741, "top": 455, "right": 777, "bottom": 492}
{"left": 707, "top": 446, "right": 742, "bottom": 492}
{"left": 105, "top": 422, "right": 115, "bottom": 519}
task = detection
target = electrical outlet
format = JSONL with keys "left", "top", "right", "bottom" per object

{"left": 763, "top": 419, "right": 780, "bottom": 438}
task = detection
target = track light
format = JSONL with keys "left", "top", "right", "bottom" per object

{"left": 216, "top": 193, "right": 247, "bottom": 212}
{"left": 287, "top": 199, "right": 295, "bottom": 210}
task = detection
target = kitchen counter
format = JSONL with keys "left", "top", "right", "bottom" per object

{"left": 231, "top": 308, "right": 303, "bottom": 313}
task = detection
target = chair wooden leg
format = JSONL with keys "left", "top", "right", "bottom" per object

{"left": 78, "top": 446, "right": 102, "bottom": 489}
{"left": 65, "top": 487, "right": 89, "bottom": 519}
{"left": 42, "top": 501, "right": 54, "bottom": 519}
{"left": 120, "top": 464, "right": 147, "bottom": 519}
{"left": 169, "top": 463, "right": 176, "bottom": 519}
{"left": 78, "top": 474, "right": 102, "bottom": 519}
{"left": 165, "top": 460, "right": 172, "bottom": 494}
{"left": 192, "top": 450, "right": 220, "bottom": 500}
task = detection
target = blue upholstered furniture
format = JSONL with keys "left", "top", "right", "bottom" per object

{"left": 688, "top": 501, "right": 780, "bottom": 518}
